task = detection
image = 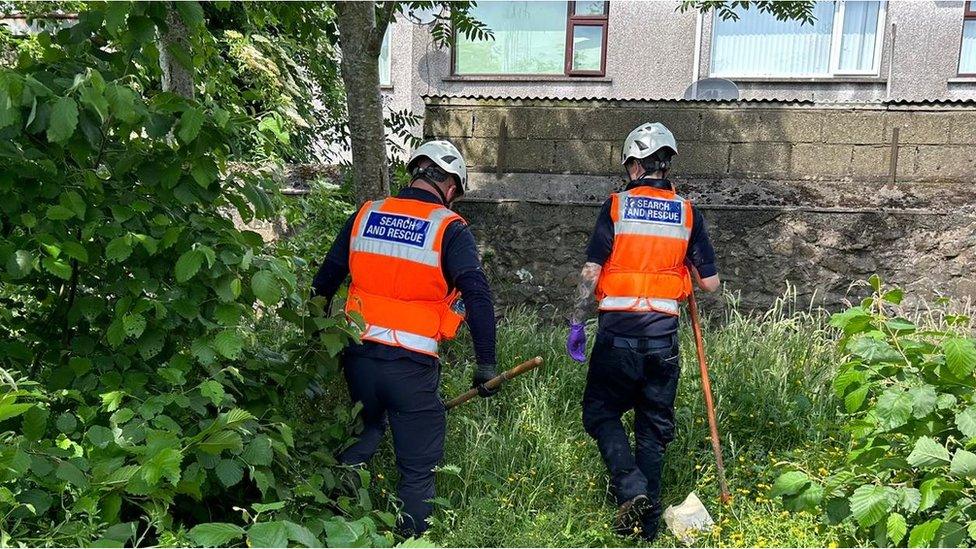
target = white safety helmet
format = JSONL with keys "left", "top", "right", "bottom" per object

{"left": 407, "top": 139, "right": 468, "bottom": 194}
{"left": 621, "top": 122, "right": 678, "bottom": 167}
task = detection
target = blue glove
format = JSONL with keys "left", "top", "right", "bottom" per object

{"left": 567, "top": 322, "right": 587, "bottom": 363}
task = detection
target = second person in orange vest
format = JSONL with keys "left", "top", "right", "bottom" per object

{"left": 311, "top": 140, "right": 498, "bottom": 537}
{"left": 566, "top": 123, "right": 720, "bottom": 542}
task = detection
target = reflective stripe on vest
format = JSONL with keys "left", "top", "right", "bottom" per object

{"left": 598, "top": 296, "right": 680, "bottom": 315}
{"left": 362, "top": 324, "right": 439, "bottom": 356}
{"left": 613, "top": 191, "right": 691, "bottom": 241}
{"left": 349, "top": 200, "right": 459, "bottom": 267}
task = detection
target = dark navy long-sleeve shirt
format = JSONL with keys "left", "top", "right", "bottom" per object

{"left": 311, "top": 187, "right": 497, "bottom": 366}
{"left": 585, "top": 178, "right": 718, "bottom": 338}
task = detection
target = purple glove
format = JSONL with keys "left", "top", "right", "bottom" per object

{"left": 567, "top": 322, "right": 587, "bottom": 363}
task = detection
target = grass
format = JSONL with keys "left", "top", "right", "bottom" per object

{"left": 363, "top": 289, "right": 849, "bottom": 547}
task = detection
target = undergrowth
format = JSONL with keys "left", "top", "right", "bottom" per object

{"left": 365, "top": 288, "right": 847, "bottom": 547}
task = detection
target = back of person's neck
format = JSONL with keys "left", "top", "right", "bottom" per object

{"left": 408, "top": 180, "right": 447, "bottom": 204}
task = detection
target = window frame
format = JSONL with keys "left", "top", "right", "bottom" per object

{"left": 450, "top": 0, "right": 609, "bottom": 78}
{"left": 708, "top": 0, "right": 887, "bottom": 79}
{"left": 565, "top": 1, "right": 609, "bottom": 76}
{"left": 959, "top": 0, "right": 976, "bottom": 76}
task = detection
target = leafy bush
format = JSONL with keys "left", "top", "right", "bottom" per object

{"left": 0, "top": 3, "right": 387, "bottom": 546}
{"left": 773, "top": 276, "right": 976, "bottom": 548}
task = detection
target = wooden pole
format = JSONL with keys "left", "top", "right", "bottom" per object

{"left": 445, "top": 356, "right": 544, "bottom": 410}
{"left": 687, "top": 291, "right": 731, "bottom": 504}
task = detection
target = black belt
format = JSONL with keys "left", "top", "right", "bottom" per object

{"left": 600, "top": 333, "right": 676, "bottom": 352}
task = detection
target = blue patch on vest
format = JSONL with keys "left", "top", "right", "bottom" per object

{"left": 622, "top": 197, "right": 683, "bottom": 224}
{"left": 361, "top": 212, "right": 431, "bottom": 247}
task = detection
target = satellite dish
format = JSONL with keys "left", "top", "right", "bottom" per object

{"left": 683, "top": 78, "right": 739, "bottom": 101}
{"left": 407, "top": 6, "right": 442, "bottom": 26}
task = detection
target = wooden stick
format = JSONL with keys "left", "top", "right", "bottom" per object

{"left": 445, "top": 356, "right": 544, "bottom": 410}
{"left": 687, "top": 291, "right": 732, "bottom": 504}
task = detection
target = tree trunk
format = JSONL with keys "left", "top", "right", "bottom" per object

{"left": 335, "top": 2, "right": 390, "bottom": 204}
{"left": 158, "top": 6, "right": 195, "bottom": 99}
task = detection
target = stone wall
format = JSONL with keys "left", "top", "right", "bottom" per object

{"left": 423, "top": 97, "right": 976, "bottom": 313}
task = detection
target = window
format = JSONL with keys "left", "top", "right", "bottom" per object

{"left": 961, "top": 1, "right": 976, "bottom": 75}
{"left": 379, "top": 27, "right": 392, "bottom": 86}
{"left": 453, "top": 1, "right": 608, "bottom": 77}
{"left": 710, "top": 1, "right": 885, "bottom": 78}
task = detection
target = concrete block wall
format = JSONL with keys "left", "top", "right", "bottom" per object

{"left": 422, "top": 97, "right": 976, "bottom": 312}
{"left": 424, "top": 98, "right": 976, "bottom": 183}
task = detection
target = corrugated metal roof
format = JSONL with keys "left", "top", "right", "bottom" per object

{"left": 423, "top": 93, "right": 976, "bottom": 108}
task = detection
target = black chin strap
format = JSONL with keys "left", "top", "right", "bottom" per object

{"left": 412, "top": 177, "right": 450, "bottom": 205}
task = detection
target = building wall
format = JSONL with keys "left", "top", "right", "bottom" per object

{"left": 423, "top": 97, "right": 976, "bottom": 312}
{"left": 383, "top": 0, "right": 976, "bottom": 114}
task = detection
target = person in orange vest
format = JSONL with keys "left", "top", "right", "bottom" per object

{"left": 566, "top": 123, "right": 720, "bottom": 541}
{"left": 311, "top": 140, "right": 498, "bottom": 537}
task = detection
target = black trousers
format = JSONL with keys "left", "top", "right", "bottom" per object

{"left": 339, "top": 353, "right": 446, "bottom": 536}
{"left": 582, "top": 333, "right": 680, "bottom": 509}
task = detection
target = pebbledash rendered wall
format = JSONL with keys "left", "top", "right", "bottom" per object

{"left": 422, "top": 96, "right": 976, "bottom": 314}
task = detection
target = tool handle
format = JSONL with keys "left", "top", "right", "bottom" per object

{"left": 444, "top": 356, "right": 544, "bottom": 410}
{"left": 688, "top": 290, "right": 732, "bottom": 505}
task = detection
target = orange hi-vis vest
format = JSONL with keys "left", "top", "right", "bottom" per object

{"left": 345, "top": 197, "right": 466, "bottom": 357}
{"left": 595, "top": 185, "right": 694, "bottom": 316}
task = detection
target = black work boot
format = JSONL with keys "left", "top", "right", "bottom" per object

{"left": 613, "top": 494, "right": 650, "bottom": 537}
{"left": 639, "top": 500, "right": 663, "bottom": 542}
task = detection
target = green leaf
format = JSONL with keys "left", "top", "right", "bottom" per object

{"left": 188, "top": 523, "right": 246, "bottom": 547}
{"left": 6, "top": 249, "right": 34, "bottom": 278}
{"left": 199, "top": 380, "right": 225, "bottom": 406}
{"left": 248, "top": 521, "right": 288, "bottom": 548}
{"left": 909, "top": 385, "right": 938, "bottom": 419}
{"left": 949, "top": 449, "right": 976, "bottom": 477}
{"left": 829, "top": 306, "right": 872, "bottom": 335}
{"left": 242, "top": 434, "right": 273, "bottom": 466}
{"left": 86, "top": 425, "right": 115, "bottom": 449}
{"left": 198, "top": 430, "right": 243, "bottom": 455}
{"left": 214, "top": 459, "right": 243, "bottom": 487}
{"left": 122, "top": 313, "right": 146, "bottom": 338}
{"left": 175, "top": 249, "right": 204, "bottom": 282}
{"left": 875, "top": 388, "right": 913, "bottom": 430}
{"left": 178, "top": 107, "right": 204, "bottom": 144}
{"left": 252, "top": 501, "right": 286, "bottom": 513}
{"left": 21, "top": 406, "right": 48, "bottom": 441}
{"left": 213, "top": 303, "right": 242, "bottom": 325}
{"left": 888, "top": 512, "right": 907, "bottom": 545}
{"left": 919, "top": 477, "right": 947, "bottom": 511}
{"left": 46, "top": 204, "right": 76, "bottom": 220}
{"left": 105, "top": 236, "right": 133, "bottom": 262}
{"left": 968, "top": 521, "right": 976, "bottom": 542}
{"left": 849, "top": 337, "right": 903, "bottom": 364}
{"left": 213, "top": 330, "right": 243, "bottom": 360}
{"left": 283, "top": 521, "right": 320, "bottom": 548}
{"left": 895, "top": 487, "right": 921, "bottom": 513}
{"left": 251, "top": 270, "right": 281, "bottom": 306}
{"left": 191, "top": 156, "right": 219, "bottom": 187}
{"left": 55, "top": 412, "right": 77, "bottom": 434}
{"left": 141, "top": 447, "right": 182, "bottom": 486}
{"left": 0, "top": 402, "right": 32, "bottom": 422}
{"left": 956, "top": 407, "right": 976, "bottom": 439}
{"left": 47, "top": 96, "right": 79, "bottom": 143}
{"left": 849, "top": 484, "right": 893, "bottom": 528}
{"left": 907, "top": 436, "right": 951, "bottom": 468}
{"left": 944, "top": 337, "right": 976, "bottom": 377}
{"left": 42, "top": 257, "right": 72, "bottom": 280}
{"left": 174, "top": 1, "right": 205, "bottom": 28}
{"left": 770, "top": 471, "right": 810, "bottom": 497}
{"left": 844, "top": 385, "right": 870, "bottom": 414}
{"left": 56, "top": 461, "right": 89, "bottom": 490}
{"left": 61, "top": 241, "right": 89, "bottom": 263}
{"left": 101, "top": 390, "right": 124, "bottom": 412}
{"left": 908, "top": 519, "right": 942, "bottom": 548}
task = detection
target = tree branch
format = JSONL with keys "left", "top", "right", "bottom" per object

{"left": 370, "top": 1, "right": 397, "bottom": 56}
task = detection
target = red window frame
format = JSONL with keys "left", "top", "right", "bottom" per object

{"left": 960, "top": 0, "right": 976, "bottom": 76}
{"left": 451, "top": 1, "right": 609, "bottom": 77}
{"left": 565, "top": 1, "right": 609, "bottom": 76}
